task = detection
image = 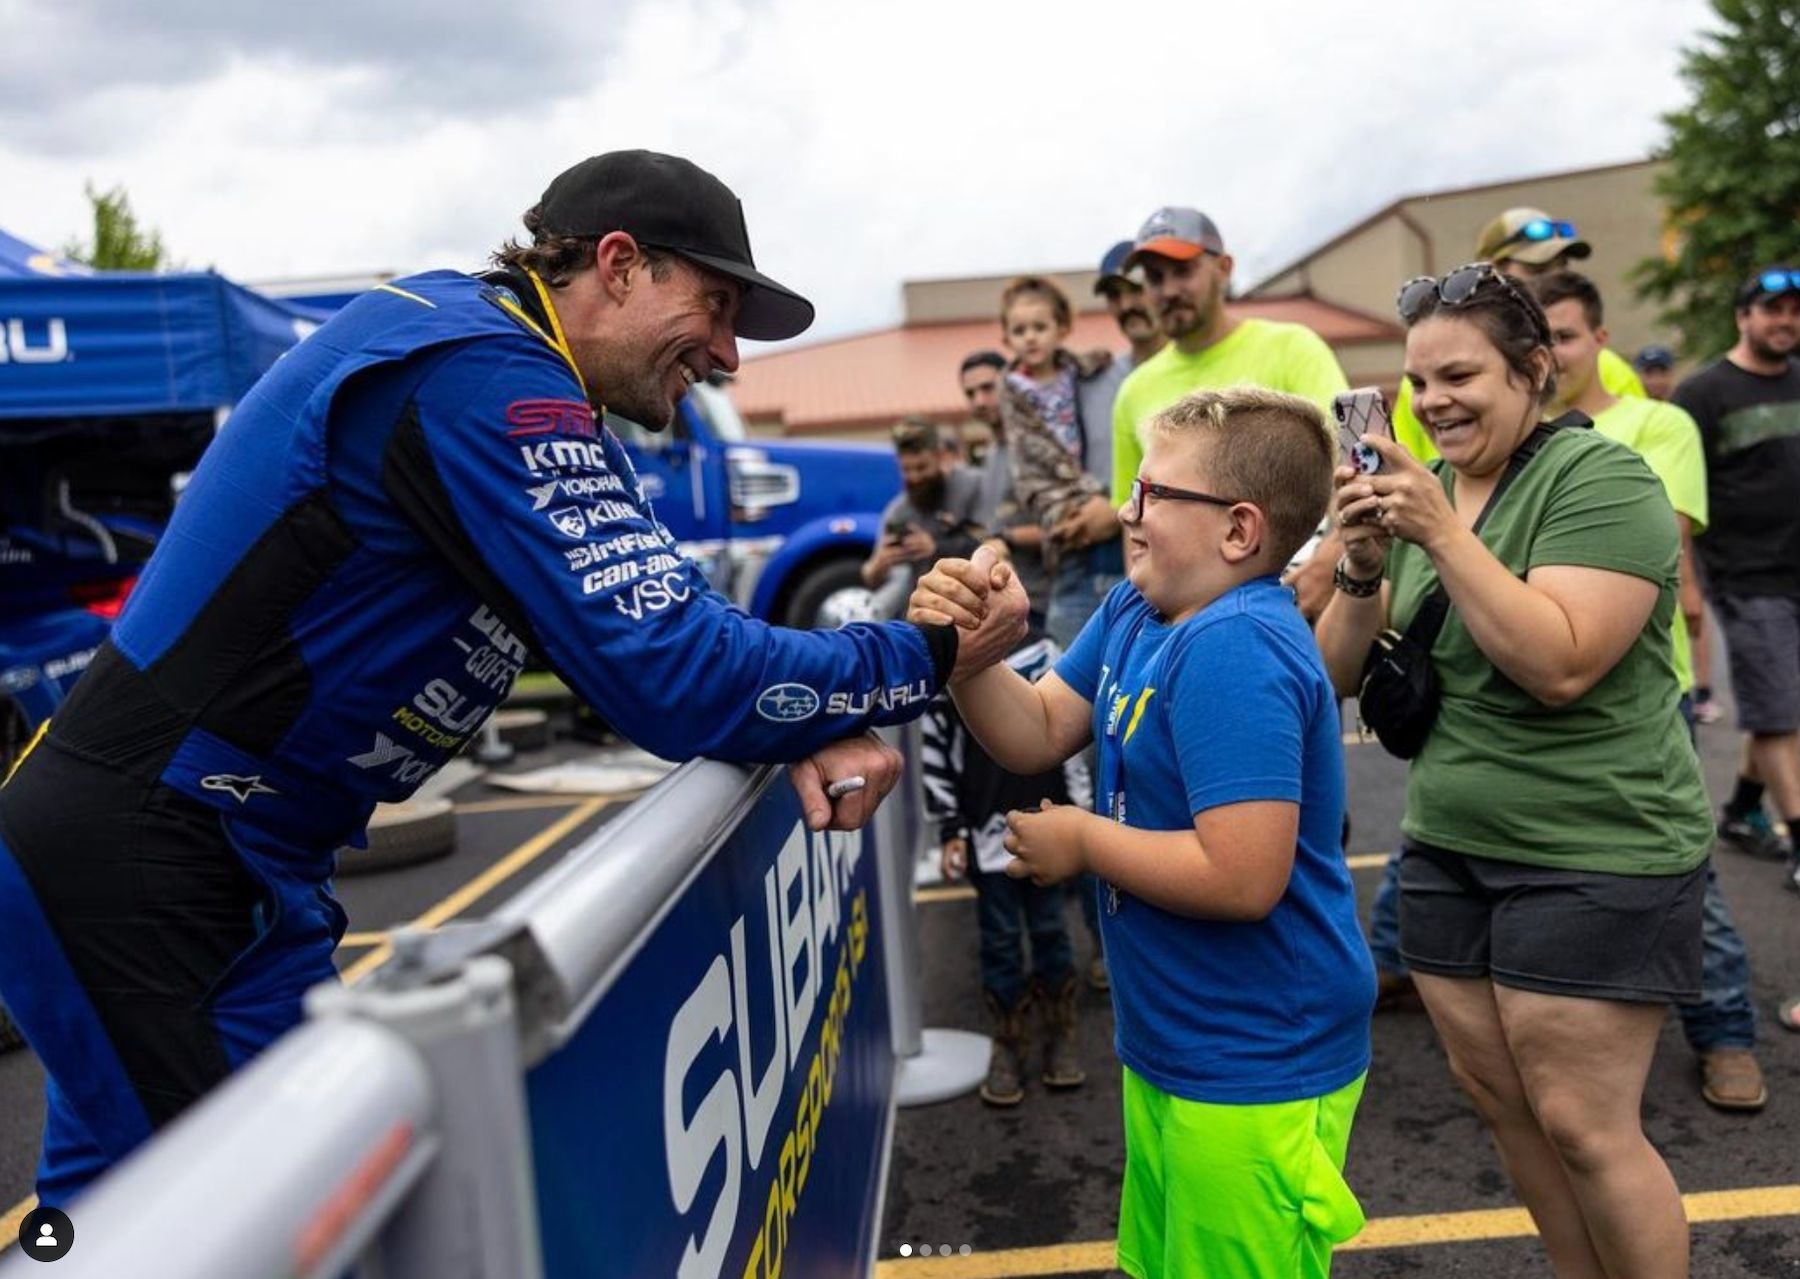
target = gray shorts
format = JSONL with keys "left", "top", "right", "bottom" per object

{"left": 1398, "top": 841, "right": 1705, "bottom": 1004}
{"left": 1715, "top": 594, "right": 1800, "bottom": 734}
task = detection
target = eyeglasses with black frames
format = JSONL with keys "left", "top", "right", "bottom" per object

{"left": 1125, "top": 476, "right": 1240, "bottom": 524}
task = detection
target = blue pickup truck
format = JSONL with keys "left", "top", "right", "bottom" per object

{"left": 613, "top": 379, "right": 900, "bottom": 628}
{"left": 0, "top": 381, "right": 902, "bottom": 773}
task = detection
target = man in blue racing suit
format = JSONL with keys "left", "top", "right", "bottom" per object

{"left": 0, "top": 150, "right": 1025, "bottom": 1205}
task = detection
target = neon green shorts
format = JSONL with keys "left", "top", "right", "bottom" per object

{"left": 1116, "top": 1067, "right": 1367, "bottom": 1279}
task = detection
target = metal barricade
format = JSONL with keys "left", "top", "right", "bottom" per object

{"left": 3, "top": 724, "right": 947, "bottom": 1278}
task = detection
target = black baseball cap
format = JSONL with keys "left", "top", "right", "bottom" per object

{"left": 1633, "top": 344, "right": 1675, "bottom": 371}
{"left": 537, "top": 150, "right": 815, "bottom": 342}
{"left": 1736, "top": 265, "right": 1800, "bottom": 309}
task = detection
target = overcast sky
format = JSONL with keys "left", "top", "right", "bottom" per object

{"left": 2, "top": 0, "right": 1716, "bottom": 346}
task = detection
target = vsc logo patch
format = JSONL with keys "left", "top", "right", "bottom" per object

{"left": 756, "top": 683, "right": 820, "bottom": 723}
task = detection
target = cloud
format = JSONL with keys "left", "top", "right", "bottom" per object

{"left": 0, "top": 0, "right": 1715, "bottom": 343}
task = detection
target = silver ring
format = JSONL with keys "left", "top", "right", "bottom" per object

{"left": 1374, "top": 501, "right": 1387, "bottom": 522}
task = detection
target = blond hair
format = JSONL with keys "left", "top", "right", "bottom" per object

{"left": 1144, "top": 387, "right": 1333, "bottom": 569}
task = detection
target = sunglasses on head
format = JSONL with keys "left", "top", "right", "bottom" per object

{"left": 1395, "top": 263, "right": 1551, "bottom": 345}
{"left": 1752, "top": 268, "right": 1800, "bottom": 299}
{"left": 1500, "top": 217, "right": 1577, "bottom": 249}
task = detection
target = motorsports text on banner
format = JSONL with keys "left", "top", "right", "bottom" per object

{"left": 526, "top": 781, "right": 893, "bottom": 1279}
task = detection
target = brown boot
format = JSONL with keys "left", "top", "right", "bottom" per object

{"left": 980, "top": 990, "right": 1030, "bottom": 1107}
{"left": 1039, "top": 976, "right": 1086, "bottom": 1089}
{"left": 1699, "top": 1048, "right": 1768, "bottom": 1111}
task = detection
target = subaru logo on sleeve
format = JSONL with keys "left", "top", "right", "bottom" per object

{"left": 756, "top": 683, "right": 820, "bottom": 723}
{"left": 548, "top": 507, "right": 588, "bottom": 539}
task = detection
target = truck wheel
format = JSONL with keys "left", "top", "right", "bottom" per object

{"left": 784, "top": 558, "right": 876, "bottom": 629}
{"left": 336, "top": 797, "right": 457, "bottom": 877}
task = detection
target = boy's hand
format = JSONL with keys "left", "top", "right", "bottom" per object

{"left": 1003, "top": 798, "right": 1092, "bottom": 885}
{"left": 908, "top": 550, "right": 1001, "bottom": 629}
{"left": 940, "top": 837, "right": 968, "bottom": 881}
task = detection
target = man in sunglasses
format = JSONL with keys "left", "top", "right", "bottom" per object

{"left": 1673, "top": 267, "right": 1800, "bottom": 891}
{"left": 1389, "top": 208, "right": 1647, "bottom": 464}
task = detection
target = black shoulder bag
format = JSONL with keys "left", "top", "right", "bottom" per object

{"left": 1358, "top": 418, "right": 1581, "bottom": 759}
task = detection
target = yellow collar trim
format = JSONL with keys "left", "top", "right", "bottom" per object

{"left": 521, "top": 268, "right": 589, "bottom": 402}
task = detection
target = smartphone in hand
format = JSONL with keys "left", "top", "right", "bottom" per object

{"left": 1332, "top": 387, "right": 1394, "bottom": 476}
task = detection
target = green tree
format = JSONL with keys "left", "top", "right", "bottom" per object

{"left": 1633, "top": 0, "right": 1800, "bottom": 360}
{"left": 62, "top": 182, "right": 171, "bottom": 271}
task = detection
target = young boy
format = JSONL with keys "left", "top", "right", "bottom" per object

{"left": 914, "top": 387, "right": 1375, "bottom": 1277}
{"left": 921, "top": 633, "right": 1092, "bottom": 1106}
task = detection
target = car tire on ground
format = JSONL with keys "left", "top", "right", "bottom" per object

{"left": 783, "top": 556, "right": 876, "bottom": 629}
{"left": 336, "top": 797, "right": 457, "bottom": 877}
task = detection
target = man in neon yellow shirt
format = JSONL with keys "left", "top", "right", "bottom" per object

{"left": 1534, "top": 268, "right": 1767, "bottom": 1113}
{"left": 1110, "top": 207, "right": 1348, "bottom": 617}
{"left": 1393, "top": 208, "right": 1645, "bottom": 462}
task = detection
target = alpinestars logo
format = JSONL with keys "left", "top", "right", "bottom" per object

{"left": 200, "top": 773, "right": 278, "bottom": 803}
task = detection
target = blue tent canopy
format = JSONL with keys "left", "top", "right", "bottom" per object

{"left": 0, "top": 227, "right": 329, "bottom": 421}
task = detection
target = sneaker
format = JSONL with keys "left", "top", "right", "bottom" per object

{"left": 1699, "top": 1048, "right": 1768, "bottom": 1111}
{"left": 1717, "top": 808, "right": 1792, "bottom": 861}
{"left": 1779, "top": 995, "right": 1800, "bottom": 1034}
{"left": 1693, "top": 696, "right": 1723, "bottom": 725}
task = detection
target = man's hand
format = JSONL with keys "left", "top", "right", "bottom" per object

{"left": 1051, "top": 493, "right": 1120, "bottom": 551}
{"left": 788, "top": 732, "right": 903, "bottom": 831}
{"left": 1003, "top": 798, "right": 1094, "bottom": 885}
{"left": 940, "top": 837, "right": 968, "bottom": 881}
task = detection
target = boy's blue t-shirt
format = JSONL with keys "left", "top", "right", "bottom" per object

{"left": 1056, "top": 575, "right": 1375, "bottom": 1104}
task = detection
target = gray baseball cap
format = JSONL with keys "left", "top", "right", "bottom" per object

{"left": 1126, "top": 207, "right": 1226, "bottom": 267}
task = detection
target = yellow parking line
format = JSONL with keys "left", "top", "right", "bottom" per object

{"left": 342, "top": 797, "right": 608, "bottom": 985}
{"left": 338, "top": 931, "right": 388, "bottom": 949}
{"left": 0, "top": 1196, "right": 32, "bottom": 1254}
{"left": 874, "top": 1184, "right": 1800, "bottom": 1276}
{"left": 452, "top": 795, "right": 590, "bottom": 815}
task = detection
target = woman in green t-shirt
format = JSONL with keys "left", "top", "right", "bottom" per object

{"left": 1315, "top": 264, "right": 1710, "bottom": 1279}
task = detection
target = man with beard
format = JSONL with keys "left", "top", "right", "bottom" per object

{"left": 1675, "top": 268, "right": 1800, "bottom": 888}
{"left": 1109, "top": 208, "right": 1349, "bottom": 619}
{"left": 0, "top": 150, "right": 1025, "bottom": 1204}
{"left": 862, "top": 417, "right": 988, "bottom": 616}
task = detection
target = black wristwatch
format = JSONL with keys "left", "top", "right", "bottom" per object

{"left": 1333, "top": 555, "right": 1382, "bottom": 598}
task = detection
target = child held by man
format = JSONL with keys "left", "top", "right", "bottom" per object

{"left": 910, "top": 388, "right": 1376, "bottom": 1279}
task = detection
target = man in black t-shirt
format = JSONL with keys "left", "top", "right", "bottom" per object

{"left": 1674, "top": 267, "right": 1800, "bottom": 880}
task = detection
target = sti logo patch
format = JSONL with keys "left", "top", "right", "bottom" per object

{"left": 506, "top": 398, "right": 596, "bottom": 439}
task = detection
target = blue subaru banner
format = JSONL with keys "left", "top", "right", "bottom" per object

{"left": 526, "top": 779, "right": 893, "bottom": 1278}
